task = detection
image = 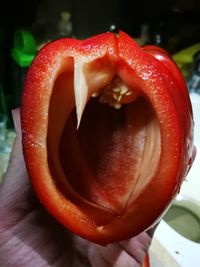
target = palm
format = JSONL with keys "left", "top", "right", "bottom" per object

{"left": 0, "top": 110, "right": 152, "bottom": 267}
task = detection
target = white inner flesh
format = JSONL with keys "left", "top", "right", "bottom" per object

{"left": 74, "top": 57, "right": 115, "bottom": 128}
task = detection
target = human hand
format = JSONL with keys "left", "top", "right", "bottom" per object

{"left": 0, "top": 109, "right": 153, "bottom": 267}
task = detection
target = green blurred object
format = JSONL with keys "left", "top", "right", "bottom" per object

{"left": 10, "top": 29, "right": 37, "bottom": 112}
{"left": 11, "top": 29, "right": 37, "bottom": 67}
{"left": 173, "top": 43, "right": 200, "bottom": 78}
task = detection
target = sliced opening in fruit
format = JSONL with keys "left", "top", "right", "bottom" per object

{"left": 47, "top": 58, "right": 161, "bottom": 217}
{"left": 59, "top": 96, "right": 161, "bottom": 214}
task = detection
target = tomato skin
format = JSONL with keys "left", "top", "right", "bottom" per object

{"left": 21, "top": 31, "right": 195, "bottom": 245}
{"left": 143, "top": 44, "right": 192, "bottom": 111}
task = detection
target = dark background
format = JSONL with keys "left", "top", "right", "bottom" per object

{"left": 0, "top": 0, "right": 200, "bottom": 38}
{"left": 1, "top": 0, "right": 200, "bottom": 125}
{"left": 1, "top": 0, "right": 200, "bottom": 46}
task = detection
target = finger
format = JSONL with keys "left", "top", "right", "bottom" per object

{"left": 88, "top": 242, "right": 141, "bottom": 267}
{"left": 12, "top": 108, "right": 22, "bottom": 141}
{"left": 119, "top": 232, "right": 151, "bottom": 264}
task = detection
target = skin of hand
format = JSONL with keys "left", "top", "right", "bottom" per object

{"left": 0, "top": 109, "right": 154, "bottom": 267}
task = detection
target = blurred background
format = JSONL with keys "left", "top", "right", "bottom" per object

{"left": 1, "top": 0, "right": 200, "bottom": 120}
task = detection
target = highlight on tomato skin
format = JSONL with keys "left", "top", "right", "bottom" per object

{"left": 143, "top": 44, "right": 191, "bottom": 109}
{"left": 21, "top": 31, "right": 195, "bottom": 244}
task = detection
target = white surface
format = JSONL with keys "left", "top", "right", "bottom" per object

{"left": 181, "top": 93, "right": 200, "bottom": 203}
{"left": 153, "top": 220, "right": 200, "bottom": 267}
{"left": 151, "top": 93, "right": 200, "bottom": 267}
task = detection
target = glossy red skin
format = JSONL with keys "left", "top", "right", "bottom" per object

{"left": 143, "top": 45, "right": 192, "bottom": 112}
{"left": 21, "top": 31, "right": 195, "bottom": 244}
{"left": 143, "top": 43, "right": 195, "bottom": 173}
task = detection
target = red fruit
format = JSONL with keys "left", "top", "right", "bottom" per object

{"left": 21, "top": 31, "right": 195, "bottom": 244}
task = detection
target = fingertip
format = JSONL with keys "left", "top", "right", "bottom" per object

{"left": 11, "top": 108, "right": 21, "bottom": 137}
